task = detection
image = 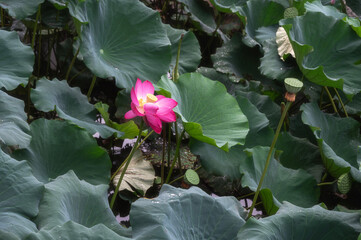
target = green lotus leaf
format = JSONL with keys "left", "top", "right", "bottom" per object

{"left": 26, "top": 221, "right": 131, "bottom": 240}
{"left": 281, "top": 11, "right": 361, "bottom": 95}
{"left": 238, "top": 0, "right": 285, "bottom": 47}
{"left": 276, "top": 132, "right": 324, "bottom": 181}
{"left": 0, "top": 30, "right": 34, "bottom": 91}
{"left": 31, "top": 78, "right": 123, "bottom": 138}
{"left": 79, "top": 0, "right": 171, "bottom": 90}
{"left": 190, "top": 141, "right": 246, "bottom": 180}
{"left": 0, "top": 149, "right": 43, "bottom": 239}
{"left": 12, "top": 119, "right": 111, "bottom": 185}
{"left": 0, "top": 0, "right": 44, "bottom": 19}
{"left": 35, "top": 171, "right": 130, "bottom": 237}
{"left": 157, "top": 72, "right": 249, "bottom": 151}
{"left": 196, "top": 67, "right": 245, "bottom": 95}
{"left": 301, "top": 102, "right": 361, "bottom": 182}
{"left": 236, "top": 95, "right": 274, "bottom": 148}
{"left": 113, "top": 150, "right": 155, "bottom": 195}
{"left": 258, "top": 26, "right": 302, "bottom": 80}
{"left": 304, "top": 0, "right": 346, "bottom": 19}
{"left": 211, "top": 33, "right": 264, "bottom": 81}
{"left": 209, "top": 0, "right": 245, "bottom": 13}
{"left": 345, "top": 92, "right": 361, "bottom": 115}
{"left": 237, "top": 202, "right": 361, "bottom": 239}
{"left": 240, "top": 146, "right": 320, "bottom": 213}
{"left": 236, "top": 90, "right": 281, "bottom": 130}
{"left": 165, "top": 24, "right": 201, "bottom": 74}
{"left": 130, "top": 184, "right": 246, "bottom": 240}
{"left": 0, "top": 90, "right": 31, "bottom": 148}
{"left": 177, "top": 0, "right": 218, "bottom": 34}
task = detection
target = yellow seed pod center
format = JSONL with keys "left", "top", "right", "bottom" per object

{"left": 146, "top": 94, "right": 158, "bottom": 103}
{"left": 138, "top": 98, "right": 146, "bottom": 107}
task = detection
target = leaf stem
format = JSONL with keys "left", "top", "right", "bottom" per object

{"left": 172, "top": 34, "right": 184, "bottom": 82}
{"left": 247, "top": 101, "right": 292, "bottom": 219}
{"left": 87, "top": 75, "right": 97, "bottom": 101}
{"left": 161, "top": 127, "right": 166, "bottom": 185}
{"left": 66, "top": 47, "right": 80, "bottom": 81}
{"left": 165, "top": 129, "right": 185, "bottom": 184}
{"left": 110, "top": 121, "right": 144, "bottom": 209}
{"left": 333, "top": 88, "right": 348, "bottom": 117}
{"left": 324, "top": 86, "right": 339, "bottom": 116}
{"left": 31, "top": 5, "right": 41, "bottom": 49}
{"left": 317, "top": 180, "right": 337, "bottom": 186}
{"left": 1, "top": 8, "right": 4, "bottom": 28}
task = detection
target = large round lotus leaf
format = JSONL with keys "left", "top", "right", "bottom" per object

{"left": 301, "top": 102, "right": 361, "bottom": 182}
{"left": 211, "top": 33, "right": 264, "bottom": 81}
{"left": 240, "top": 146, "right": 320, "bottom": 213}
{"left": 12, "top": 119, "right": 111, "bottom": 185}
{"left": 79, "top": 0, "right": 171, "bottom": 90}
{"left": 35, "top": 171, "right": 129, "bottom": 237}
{"left": 130, "top": 184, "right": 246, "bottom": 240}
{"left": 0, "top": 90, "right": 31, "bottom": 148}
{"left": 238, "top": 0, "right": 285, "bottom": 47}
{"left": 305, "top": 1, "right": 346, "bottom": 19}
{"left": 209, "top": 0, "right": 245, "bottom": 13}
{"left": 237, "top": 202, "right": 361, "bottom": 240}
{"left": 164, "top": 24, "right": 201, "bottom": 74}
{"left": 48, "top": 0, "right": 87, "bottom": 23}
{"left": 0, "top": 149, "right": 43, "bottom": 239}
{"left": 281, "top": 12, "right": 361, "bottom": 95}
{"left": 276, "top": 132, "right": 323, "bottom": 181}
{"left": 31, "top": 78, "right": 123, "bottom": 138}
{"left": 0, "top": 0, "right": 44, "bottom": 19}
{"left": 26, "top": 221, "right": 131, "bottom": 240}
{"left": 190, "top": 141, "right": 246, "bottom": 180}
{"left": 157, "top": 72, "right": 249, "bottom": 151}
{"left": 190, "top": 93, "right": 274, "bottom": 180}
{"left": 0, "top": 30, "right": 34, "bottom": 91}
{"left": 177, "top": 0, "right": 217, "bottom": 34}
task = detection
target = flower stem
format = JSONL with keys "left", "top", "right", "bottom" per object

{"left": 87, "top": 75, "right": 97, "bottom": 101}
{"left": 165, "top": 129, "right": 185, "bottom": 184}
{"left": 110, "top": 121, "right": 144, "bottom": 209}
{"left": 161, "top": 127, "right": 166, "bottom": 185}
{"left": 247, "top": 101, "right": 292, "bottom": 219}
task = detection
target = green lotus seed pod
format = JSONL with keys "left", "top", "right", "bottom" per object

{"left": 337, "top": 173, "right": 352, "bottom": 194}
{"left": 284, "top": 7, "right": 298, "bottom": 19}
{"left": 284, "top": 78, "right": 303, "bottom": 93}
{"left": 184, "top": 169, "right": 200, "bottom": 186}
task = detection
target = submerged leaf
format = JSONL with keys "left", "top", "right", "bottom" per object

{"left": 113, "top": 150, "right": 155, "bottom": 195}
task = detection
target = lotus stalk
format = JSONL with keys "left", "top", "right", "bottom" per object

{"left": 247, "top": 78, "right": 303, "bottom": 219}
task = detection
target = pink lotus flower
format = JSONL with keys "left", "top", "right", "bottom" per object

{"left": 124, "top": 79, "right": 178, "bottom": 134}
